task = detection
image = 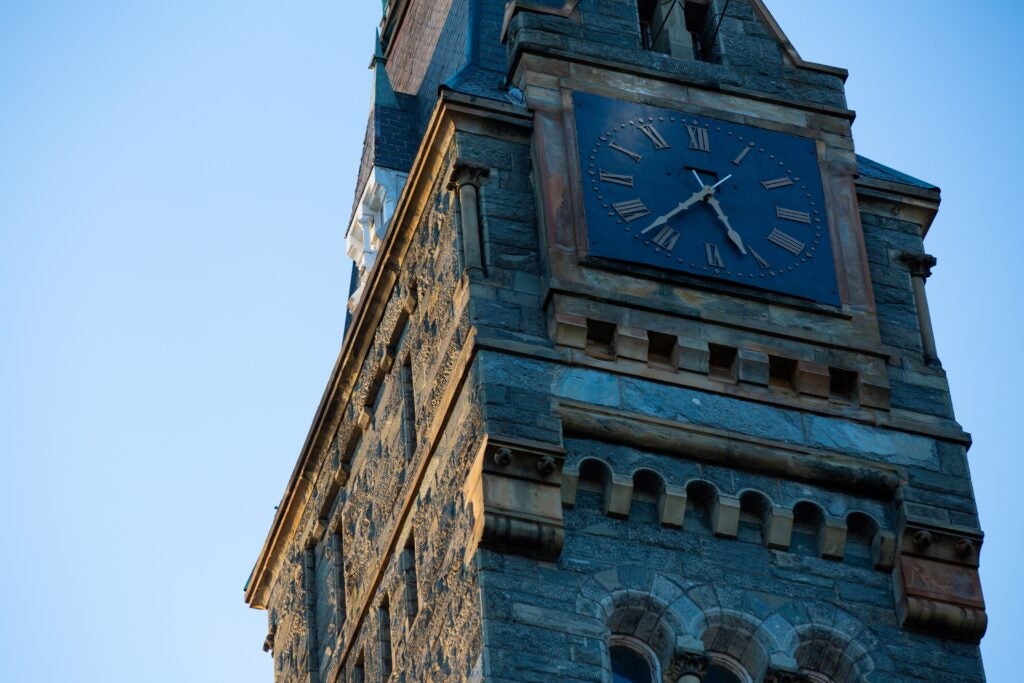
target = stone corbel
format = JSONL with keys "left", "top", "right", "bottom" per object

{"left": 448, "top": 163, "right": 490, "bottom": 277}
{"left": 500, "top": 0, "right": 581, "bottom": 44}
{"left": 663, "top": 647, "right": 709, "bottom": 683}
{"left": 475, "top": 436, "right": 566, "bottom": 560}
{"left": 894, "top": 517, "right": 987, "bottom": 642}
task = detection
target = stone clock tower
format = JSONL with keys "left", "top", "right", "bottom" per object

{"left": 245, "top": 2, "right": 988, "bottom": 681}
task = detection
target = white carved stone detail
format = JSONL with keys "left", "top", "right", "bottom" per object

{"left": 346, "top": 166, "right": 409, "bottom": 313}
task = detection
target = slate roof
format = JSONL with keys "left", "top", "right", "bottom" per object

{"left": 857, "top": 154, "right": 938, "bottom": 191}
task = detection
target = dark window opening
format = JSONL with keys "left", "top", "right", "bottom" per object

{"left": 705, "top": 664, "right": 744, "bottom": 683}
{"left": 401, "top": 535, "right": 419, "bottom": 624}
{"left": 586, "top": 319, "right": 617, "bottom": 359}
{"left": 638, "top": 0, "right": 718, "bottom": 62}
{"left": 708, "top": 344, "right": 737, "bottom": 381}
{"left": 378, "top": 597, "right": 393, "bottom": 678}
{"left": 769, "top": 355, "right": 797, "bottom": 391}
{"left": 400, "top": 356, "right": 417, "bottom": 461}
{"left": 829, "top": 367, "right": 857, "bottom": 402}
{"left": 647, "top": 331, "right": 676, "bottom": 367}
{"left": 611, "top": 643, "right": 656, "bottom": 683}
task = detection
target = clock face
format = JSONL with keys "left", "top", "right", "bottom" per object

{"left": 573, "top": 91, "right": 839, "bottom": 305}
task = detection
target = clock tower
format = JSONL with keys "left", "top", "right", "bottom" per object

{"left": 246, "top": 2, "right": 988, "bottom": 681}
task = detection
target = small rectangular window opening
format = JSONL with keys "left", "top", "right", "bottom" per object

{"left": 769, "top": 356, "right": 797, "bottom": 391}
{"left": 647, "top": 331, "right": 677, "bottom": 367}
{"left": 378, "top": 598, "right": 393, "bottom": 678}
{"left": 708, "top": 343, "right": 737, "bottom": 381}
{"left": 829, "top": 367, "right": 857, "bottom": 401}
{"left": 586, "top": 319, "right": 617, "bottom": 359}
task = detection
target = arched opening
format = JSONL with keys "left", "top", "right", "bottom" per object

{"left": 738, "top": 491, "right": 771, "bottom": 545}
{"left": 844, "top": 512, "right": 879, "bottom": 568}
{"left": 610, "top": 635, "right": 660, "bottom": 683}
{"left": 791, "top": 501, "right": 825, "bottom": 556}
{"left": 577, "top": 458, "right": 613, "bottom": 511}
{"left": 630, "top": 469, "right": 665, "bottom": 524}
{"left": 705, "top": 654, "right": 752, "bottom": 683}
{"left": 684, "top": 480, "right": 717, "bottom": 534}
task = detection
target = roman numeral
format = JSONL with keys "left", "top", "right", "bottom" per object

{"left": 599, "top": 170, "right": 634, "bottom": 187}
{"left": 687, "top": 125, "right": 711, "bottom": 152}
{"left": 638, "top": 122, "right": 671, "bottom": 150}
{"left": 732, "top": 145, "right": 753, "bottom": 165}
{"left": 761, "top": 177, "right": 794, "bottom": 190}
{"left": 609, "top": 141, "right": 643, "bottom": 163}
{"left": 705, "top": 243, "right": 724, "bottom": 268}
{"left": 650, "top": 227, "right": 680, "bottom": 252}
{"left": 767, "top": 228, "right": 805, "bottom": 255}
{"left": 776, "top": 206, "right": 811, "bottom": 223}
{"left": 612, "top": 199, "right": 650, "bottom": 222}
{"left": 749, "top": 247, "right": 771, "bottom": 269}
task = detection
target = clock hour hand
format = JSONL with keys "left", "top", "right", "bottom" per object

{"left": 705, "top": 194, "right": 747, "bottom": 254}
{"left": 639, "top": 186, "right": 709, "bottom": 235}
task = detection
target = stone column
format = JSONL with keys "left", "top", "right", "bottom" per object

{"left": 664, "top": 649, "right": 709, "bottom": 683}
{"left": 900, "top": 252, "right": 940, "bottom": 366}
{"left": 448, "top": 163, "right": 490, "bottom": 276}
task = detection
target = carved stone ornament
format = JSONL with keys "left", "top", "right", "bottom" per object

{"left": 900, "top": 252, "right": 938, "bottom": 279}
{"left": 663, "top": 649, "right": 709, "bottom": 682}
{"left": 894, "top": 518, "right": 987, "bottom": 642}
{"left": 477, "top": 436, "right": 566, "bottom": 560}
{"left": 446, "top": 162, "right": 490, "bottom": 191}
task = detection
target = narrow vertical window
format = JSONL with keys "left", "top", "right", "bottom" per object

{"left": 352, "top": 649, "right": 365, "bottom": 683}
{"left": 331, "top": 532, "right": 347, "bottom": 630}
{"left": 302, "top": 548, "right": 319, "bottom": 675}
{"left": 401, "top": 535, "right": 419, "bottom": 624}
{"left": 378, "top": 597, "right": 393, "bottom": 678}
{"left": 400, "top": 356, "right": 416, "bottom": 461}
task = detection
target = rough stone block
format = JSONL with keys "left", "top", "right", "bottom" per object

{"left": 819, "top": 517, "right": 848, "bottom": 560}
{"left": 859, "top": 373, "right": 891, "bottom": 410}
{"left": 606, "top": 475, "right": 634, "bottom": 518}
{"left": 550, "top": 311, "right": 587, "bottom": 349}
{"left": 561, "top": 468, "right": 579, "bottom": 508}
{"left": 794, "top": 360, "right": 830, "bottom": 398}
{"left": 736, "top": 348, "right": 770, "bottom": 386}
{"left": 873, "top": 529, "right": 897, "bottom": 571}
{"left": 615, "top": 325, "right": 649, "bottom": 362}
{"left": 712, "top": 495, "right": 741, "bottom": 539}
{"left": 658, "top": 485, "right": 687, "bottom": 528}
{"left": 764, "top": 507, "right": 794, "bottom": 550}
{"left": 673, "top": 339, "right": 710, "bottom": 374}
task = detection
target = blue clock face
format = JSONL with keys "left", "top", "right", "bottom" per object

{"left": 574, "top": 91, "right": 839, "bottom": 305}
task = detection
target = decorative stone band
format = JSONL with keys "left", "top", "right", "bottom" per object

{"left": 664, "top": 648, "right": 709, "bottom": 682}
{"left": 471, "top": 435, "right": 567, "bottom": 560}
{"left": 894, "top": 518, "right": 987, "bottom": 642}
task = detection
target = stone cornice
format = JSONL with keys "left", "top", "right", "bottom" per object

{"left": 244, "top": 91, "right": 532, "bottom": 610}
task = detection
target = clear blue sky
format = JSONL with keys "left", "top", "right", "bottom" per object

{"left": 0, "top": 2, "right": 1019, "bottom": 681}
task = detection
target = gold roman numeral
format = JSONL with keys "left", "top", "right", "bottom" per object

{"left": 649, "top": 226, "right": 680, "bottom": 252}
{"left": 767, "top": 228, "right": 805, "bottom": 255}
{"left": 612, "top": 199, "right": 650, "bottom": 222}
{"left": 749, "top": 247, "right": 771, "bottom": 269}
{"left": 761, "top": 177, "right": 794, "bottom": 190}
{"left": 599, "top": 170, "right": 634, "bottom": 187}
{"left": 732, "top": 144, "right": 753, "bottom": 165}
{"left": 609, "top": 141, "right": 643, "bottom": 163}
{"left": 776, "top": 206, "right": 811, "bottom": 223}
{"left": 705, "top": 243, "right": 725, "bottom": 268}
{"left": 638, "top": 122, "right": 671, "bottom": 150}
{"left": 687, "top": 125, "right": 711, "bottom": 152}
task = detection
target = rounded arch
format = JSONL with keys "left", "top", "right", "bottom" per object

{"left": 683, "top": 479, "right": 720, "bottom": 534}
{"left": 631, "top": 467, "right": 666, "bottom": 501}
{"left": 700, "top": 609, "right": 770, "bottom": 679}
{"left": 575, "top": 456, "right": 614, "bottom": 510}
{"left": 844, "top": 512, "right": 880, "bottom": 566}
{"left": 738, "top": 489, "right": 773, "bottom": 544}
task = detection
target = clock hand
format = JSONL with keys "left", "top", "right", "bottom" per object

{"left": 639, "top": 186, "right": 709, "bottom": 235}
{"left": 705, "top": 194, "right": 747, "bottom": 254}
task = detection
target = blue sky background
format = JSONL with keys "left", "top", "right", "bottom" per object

{"left": 0, "top": 1, "right": 1019, "bottom": 681}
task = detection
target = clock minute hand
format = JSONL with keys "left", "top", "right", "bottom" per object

{"left": 705, "top": 194, "right": 747, "bottom": 254}
{"left": 640, "top": 186, "right": 709, "bottom": 235}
